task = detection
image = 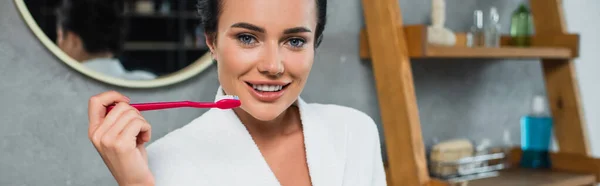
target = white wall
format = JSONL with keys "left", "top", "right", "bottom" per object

{"left": 563, "top": 1, "right": 600, "bottom": 156}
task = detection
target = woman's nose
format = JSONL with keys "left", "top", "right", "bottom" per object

{"left": 257, "top": 45, "right": 284, "bottom": 77}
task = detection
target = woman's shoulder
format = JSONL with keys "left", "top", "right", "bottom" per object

{"left": 307, "top": 103, "right": 373, "bottom": 120}
{"left": 305, "top": 103, "right": 379, "bottom": 136}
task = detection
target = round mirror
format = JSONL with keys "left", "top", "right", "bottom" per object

{"left": 14, "top": 0, "right": 214, "bottom": 88}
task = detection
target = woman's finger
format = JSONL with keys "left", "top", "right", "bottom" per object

{"left": 88, "top": 91, "right": 129, "bottom": 137}
{"left": 91, "top": 102, "right": 133, "bottom": 144}
{"left": 104, "top": 108, "right": 143, "bottom": 143}
{"left": 120, "top": 118, "right": 152, "bottom": 144}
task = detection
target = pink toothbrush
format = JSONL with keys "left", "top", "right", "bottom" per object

{"left": 106, "top": 95, "right": 241, "bottom": 113}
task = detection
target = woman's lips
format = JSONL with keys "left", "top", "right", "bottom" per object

{"left": 244, "top": 82, "right": 290, "bottom": 102}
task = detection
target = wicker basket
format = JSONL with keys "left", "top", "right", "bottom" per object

{"left": 429, "top": 147, "right": 510, "bottom": 182}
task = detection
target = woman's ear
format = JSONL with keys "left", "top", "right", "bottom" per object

{"left": 67, "top": 32, "right": 83, "bottom": 50}
{"left": 58, "top": 30, "right": 85, "bottom": 61}
{"left": 205, "top": 33, "right": 218, "bottom": 61}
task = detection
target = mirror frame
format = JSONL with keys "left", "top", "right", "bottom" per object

{"left": 14, "top": 0, "right": 214, "bottom": 88}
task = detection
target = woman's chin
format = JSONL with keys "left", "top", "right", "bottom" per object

{"left": 240, "top": 105, "right": 287, "bottom": 122}
{"left": 249, "top": 109, "right": 285, "bottom": 122}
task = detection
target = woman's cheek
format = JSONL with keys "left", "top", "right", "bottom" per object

{"left": 219, "top": 44, "right": 253, "bottom": 72}
{"left": 224, "top": 44, "right": 262, "bottom": 67}
{"left": 283, "top": 49, "right": 314, "bottom": 73}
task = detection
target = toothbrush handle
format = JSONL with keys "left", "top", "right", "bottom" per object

{"left": 130, "top": 101, "right": 195, "bottom": 111}
{"left": 106, "top": 101, "right": 214, "bottom": 113}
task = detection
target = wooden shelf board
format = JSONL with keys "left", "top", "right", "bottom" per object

{"left": 359, "top": 24, "right": 578, "bottom": 60}
{"left": 419, "top": 45, "right": 572, "bottom": 59}
{"left": 465, "top": 168, "right": 595, "bottom": 186}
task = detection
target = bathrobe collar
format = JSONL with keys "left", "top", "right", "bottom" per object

{"left": 213, "top": 86, "right": 345, "bottom": 186}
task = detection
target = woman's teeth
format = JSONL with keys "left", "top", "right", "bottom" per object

{"left": 252, "top": 84, "right": 283, "bottom": 92}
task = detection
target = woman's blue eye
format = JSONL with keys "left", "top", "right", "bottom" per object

{"left": 288, "top": 38, "right": 305, "bottom": 48}
{"left": 238, "top": 35, "right": 256, "bottom": 45}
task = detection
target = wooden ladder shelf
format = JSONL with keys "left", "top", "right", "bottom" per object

{"left": 360, "top": 0, "right": 600, "bottom": 185}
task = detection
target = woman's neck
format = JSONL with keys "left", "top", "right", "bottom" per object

{"left": 233, "top": 106, "right": 302, "bottom": 140}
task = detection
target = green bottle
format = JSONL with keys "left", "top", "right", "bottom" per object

{"left": 510, "top": 4, "right": 533, "bottom": 47}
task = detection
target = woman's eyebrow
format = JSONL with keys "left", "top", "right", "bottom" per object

{"left": 231, "top": 22, "right": 312, "bottom": 35}
{"left": 283, "top": 27, "right": 312, "bottom": 34}
{"left": 231, "top": 22, "right": 265, "bottom": 33}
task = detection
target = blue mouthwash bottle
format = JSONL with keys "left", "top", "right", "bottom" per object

{"left": 520, "top": 95, "right": 553, "bottom": 169}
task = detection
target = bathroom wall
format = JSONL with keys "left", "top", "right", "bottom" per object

{"left": 0, "top": 0, "right": 555, "bottom": 185}
{"left": 563, "top": 1, "right": 600, "bottom": 156}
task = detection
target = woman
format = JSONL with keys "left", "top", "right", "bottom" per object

{"left": 87, "top": 0, "right": 386, "bottom": 185}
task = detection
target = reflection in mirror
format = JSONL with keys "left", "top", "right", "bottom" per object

{"left": 24, "top": 0, "right": 209, "bottom": 81}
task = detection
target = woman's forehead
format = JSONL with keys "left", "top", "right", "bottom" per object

{"left": 219, "top": 0, "right": 318, "bottom": 31}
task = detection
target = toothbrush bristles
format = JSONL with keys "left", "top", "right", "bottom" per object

{"left": 222, "top": 95, "right": 239, "bottom": 100}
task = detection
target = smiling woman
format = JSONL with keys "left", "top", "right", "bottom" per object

{"left": 14, "top": 0, "right": 214, "bottom": 88}
{"left": 83, "top": 0, "right": 387, "bottom": 185}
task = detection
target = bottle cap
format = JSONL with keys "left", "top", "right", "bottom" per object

{"left": 531, "top": 95, "right": 547, "bottom": 115}
{"left": 490, "top": 7, "right": 499, "bottom": 22}
{"left": 474, "top": 10, "right": 483, "bottom": 27}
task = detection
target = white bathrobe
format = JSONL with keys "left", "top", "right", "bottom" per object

{"left": 147, "top": 87, "right": 387, "bottom": 186}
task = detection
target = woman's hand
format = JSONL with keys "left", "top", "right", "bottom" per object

{"left": 87, "top": 91, "right": 155, "bottom": 186}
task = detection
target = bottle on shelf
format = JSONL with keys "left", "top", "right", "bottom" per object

{"left": 510, "top": 3, "right": 534, "bottom": 47}
{"left": 485, "top": 7, "right": 501, "bottom": 47}
{"left": 467, "top": 10, "right": 485, "bottom": 47}
{"left": 520, "top": 95, "right": 553, "bottom": 169}
{"left": 159, "top": 0, "right": 171, "bottom": 14}
{"left": 134, "top": 0, "right": 154, "bottom": 14}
